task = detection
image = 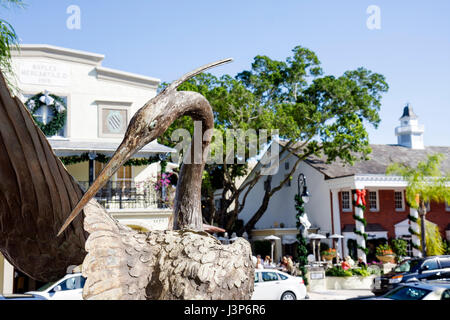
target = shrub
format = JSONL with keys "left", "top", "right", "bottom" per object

{"left": 376, "top": 243, "right": 394, "bottom": 256}
{"left": 443, "top": 240, "right": 450, "bottom": 255}
{"left": 390, "top": 238, "right": 408, "bottom": 261}
{"left": 351, "top": 268, "right": 371, "bottom": 277}
{"left": 325, "top": 266, "right": 353, "bottom": 277}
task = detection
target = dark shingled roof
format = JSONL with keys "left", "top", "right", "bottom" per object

{"left": 304, "top": 144, "right": 450, "bottom": 179}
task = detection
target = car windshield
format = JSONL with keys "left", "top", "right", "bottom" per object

{"left": 36, "top": 281, "right": 57, "bottom": 292}
{"left": 384, "top": 286, "right": 431, "bottom": 300}
{"left": 394, "top": 260, "right": 420, "bottom": 273}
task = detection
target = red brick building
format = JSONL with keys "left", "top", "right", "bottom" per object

{"left": 305, "top": 105, "right": 450, "bottom": 261}
{"left": 239, "top": 105, "right": 449, "bottom": 263}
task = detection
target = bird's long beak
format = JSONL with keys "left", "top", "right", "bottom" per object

{"left": 57, "top": 140, "right": 138, "bottom": 236}
{"left": 57, "top": 57, "right": 233, "bottom": 236}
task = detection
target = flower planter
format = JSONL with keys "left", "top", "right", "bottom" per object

{"left": 322, "top": 255, "right": 335, "bottom": 261}
{"left": 376, "top": 255, "right": 396, "bottom": 264}
{"left": 325, "top": 275, "right": 376, "bottom": 290}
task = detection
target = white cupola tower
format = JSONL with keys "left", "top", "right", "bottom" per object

{"left": 395, "top": 104, "right": 424, "bottom": 149}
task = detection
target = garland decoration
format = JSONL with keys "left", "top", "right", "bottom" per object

{"left": 26, "top": 91, "right": 67, "bottom": 137}
{"left": 60, "top": 153, "right": 160, "bottom": 167}
{"left": 295, "top": 194, "right": 309, "bottom": 286}
{"left": 406, "top": 197, "right": 421, "bottom": 250}
{"left": 353, "top": 189, "right": 369, "bottom": 255}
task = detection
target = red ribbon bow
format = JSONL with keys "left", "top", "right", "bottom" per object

{"left": 356, "top": 189, "right": 366, "bottom": 206}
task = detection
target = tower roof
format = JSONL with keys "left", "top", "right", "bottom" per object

{"left": 400, "top": 104, "right": 418, "bottom": 120}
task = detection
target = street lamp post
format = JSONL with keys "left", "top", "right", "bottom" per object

{"left": 295, "top": 173, "right": 310, "bottom": 284}
{"left": 297, "top": 174, "right": 310, "bottom": 205}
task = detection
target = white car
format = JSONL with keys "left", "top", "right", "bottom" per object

{"left": 252, "top": 269, "right": 307, "bottom": 300}
{"left": 26, "top": 273, "right": 85, "bottom": 300}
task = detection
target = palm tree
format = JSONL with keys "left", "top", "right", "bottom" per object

{"left": 387, "top": 153, "right": 450, "bottom": 257}
{"left": 0, "top": 0, "right": 25, "bottom": 89}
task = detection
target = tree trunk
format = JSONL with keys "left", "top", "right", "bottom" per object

{"left": 419, "top": 201, "right": 427, "bottom": 257}
{"left": 243, "top": 190, "right": 272, "bottom": 234}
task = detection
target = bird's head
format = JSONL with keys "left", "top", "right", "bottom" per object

{"left": 57, "top": 58, "right": 232, "bottom": 236}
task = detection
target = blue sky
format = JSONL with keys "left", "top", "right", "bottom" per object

{"left": 2, "top": 0, "right": 450, "bottom": 146}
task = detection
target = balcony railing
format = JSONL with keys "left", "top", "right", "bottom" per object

{"left": 78, "top": 181, "right": 164, "bottom": 210}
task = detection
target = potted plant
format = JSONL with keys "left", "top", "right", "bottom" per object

{"left": 376, "top": 244, "right": 396, "bottom": 263}
{"left": 321, "top": 248, "right": 337, "bottom": 261}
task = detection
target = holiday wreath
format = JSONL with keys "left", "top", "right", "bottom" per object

{"left": 25, "top": 91, "right": 67, "bottom": 137}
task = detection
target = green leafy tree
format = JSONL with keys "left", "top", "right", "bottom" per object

{"left": 162, "top": 45, "right": 389, "bottom": 233}
{"left": 239, "top": 47, "right": 388, "bottom": 233}
{"left": 387, "top": 153, "right": 450, "bottom": 257}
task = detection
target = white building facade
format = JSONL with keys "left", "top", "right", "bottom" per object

{"left": 1, "top": 44, "right": 176, "bottom": 294}
{"left": 237, "top": 106, "right": 450, "bottom": 263}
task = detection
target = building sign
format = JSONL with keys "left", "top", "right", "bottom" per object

{"left": 19, "top": 61, "right": 71, "bottom": 87}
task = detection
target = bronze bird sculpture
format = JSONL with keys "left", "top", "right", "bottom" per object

{"left": 0, "top": 59, "right": 254, "bottom": 300}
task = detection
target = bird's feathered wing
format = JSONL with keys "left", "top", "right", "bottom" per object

{"left": 82, "top": 199, "right": 254, "bottom": 300}
{"left": 0, "top": 72, "right": 87, "bottom": 281}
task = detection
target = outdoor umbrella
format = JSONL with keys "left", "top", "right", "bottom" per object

{"left": 307, "top": 234, "right": 326, "bottom": 262}
{"left": 264, "top": 235, "right": 281, "bottom": 262}
{"left": 329, "top": 234, "right": 344, "bottom": 263}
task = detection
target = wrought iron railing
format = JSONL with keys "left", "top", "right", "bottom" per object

{"left": 78, "top": 181, "right": 162, "bottom": 209}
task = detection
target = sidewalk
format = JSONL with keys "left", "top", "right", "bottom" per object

{"left": 306, "top": 289, "right": 374, "bottom": 300}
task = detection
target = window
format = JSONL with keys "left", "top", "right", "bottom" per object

{"left": 422, "top": 259, "right": 439, "bottom": 271}
{"left": 97, "top": 101, "right": 131, "bottom": 138}
{"left": 400, "top": 235, "right": 413, "bottom": 257}
{"left": 384, "top": 286, "right": 431, "bottom": 300}
{"left": 439, "top": 258, "right": 450, "bottom": 269}
{"left": 95, "top": 161, "right": 105, "bottom": 178}
{"left": 394, "top": 191, "right": 405, "bottom": 211}
{"left": 341, "top": 191, "right": 352, "bottom": 212}
{"left": 117, "top": 165, "right": 132, "bottom": 189}
{"left": 261, "top": 272, "right": 279, "bottom": 282}
{"left": 368, "top": 191, "right": 379, "bottom": 211}
{"left": 442, "top": 290, "right": 450, "bottom": 301}
{"left": 278, "top": 273, "right": 288, "bottom": 280}
{"left": 445, "top": 202, "right": 450, "bottom": 212}
{"left": 394, "top": 259, "right": 421, "bottom": 273}
{"left": 95, "top": 161, "right": 131, "bottom": 188}
{"left": 285, "top": 174, "right": 291, "bottom": 187}
{"left": 56, "top": 276, "right": 84, "bottom": 291}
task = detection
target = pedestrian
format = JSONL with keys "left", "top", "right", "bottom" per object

{"left": 341, "top": 257, "right": 351, "bottom": 270}
{"left": 357, "top": 257, "right": 367, "bottom": 269}
{"left": 286, "top": 256, "right": 294, "bottom": 275}
{"left": 263, "top": 256, "right": 273, "bottom": 268}
{"left": 256, "top": 255, "right": 264, "bottom": 269}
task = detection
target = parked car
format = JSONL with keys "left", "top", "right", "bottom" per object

{"left": 368, "top": 279, "right": 450, "bottom": 300}
{"left": 25, "top": 272, "right": 85, "bottom": 300}
{"left": 252, "top": 269, "right": 307, "bottom": 300}
{"left": 371, "top": 255, "right": 450, "bottom": 295}
{"left": 0, "top": 294, "right": 46, "bottom": 300}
